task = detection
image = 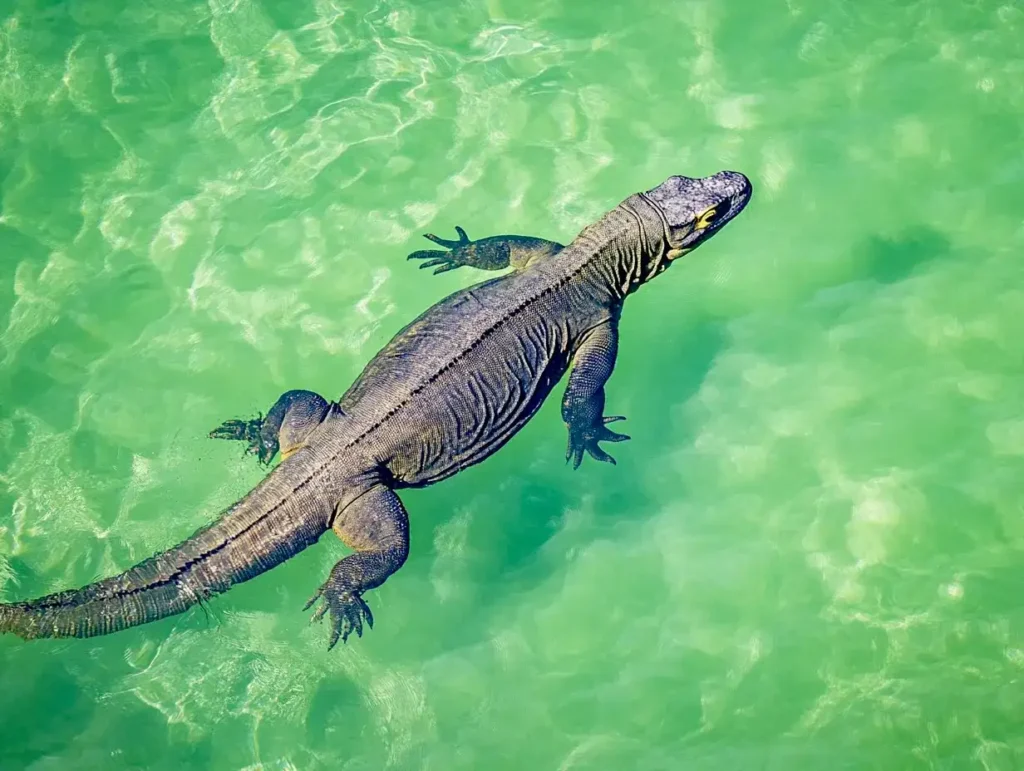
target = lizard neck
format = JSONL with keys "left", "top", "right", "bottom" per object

{"left": 572, "top": 193, "right": 671, "bottom": 303}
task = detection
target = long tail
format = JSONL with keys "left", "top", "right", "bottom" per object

{"left": 0, "top": 458, "right": 335, "bottom": 641}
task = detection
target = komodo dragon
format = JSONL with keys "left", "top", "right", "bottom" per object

{"left": 0, "top": 171, "right": 752, "bottom": 649}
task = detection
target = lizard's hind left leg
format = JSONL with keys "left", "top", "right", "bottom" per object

{"left": 209, "top": 389, "right": 332, "bottom": 465}
{"left": 305, "top": 484, "right": 410, "bottom": 649}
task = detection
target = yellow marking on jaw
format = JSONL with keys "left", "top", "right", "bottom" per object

{"left": 695, "top": 207, "right": 718, "bottom": 230}
{"left": 280, "top": 445, "right": 303, "bottom": 460}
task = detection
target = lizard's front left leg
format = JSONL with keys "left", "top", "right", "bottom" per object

{"left": 407, "top": 226, "right": 564, "bottom": 274}
{"left": 304, "top": 484, "right": 410, "bottom": 649}
{"left": 209, "top": 389, "right": 332, "bottom": 465}
{"left": 562, "top": 320, "right": 631, "bottom": 470}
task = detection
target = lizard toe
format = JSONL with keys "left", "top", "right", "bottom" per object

{"left": 585, "top": 443, "right": 617, "bottom": 465}
{"left": 210, "top": 416, "right": 266, "bottom": 460}
{"left": 566, "top": 415, "right": 632, "bottom": 468}
{"left": 304, "top": 579, "right": 374, "bottom": 650}
{"left": 407, "top": 248, "right": 447, "bottom": 263}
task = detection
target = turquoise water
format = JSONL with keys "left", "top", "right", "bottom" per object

{"left": 2, "top": 0, "right": 1023, "bottom": 768}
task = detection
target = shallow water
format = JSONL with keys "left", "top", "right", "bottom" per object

{"left": 1, "top": 0, "right": 1023, "bottom": 768}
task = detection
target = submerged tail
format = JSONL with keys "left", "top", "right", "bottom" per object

{"left": 0, "top": 457, "right": 336, "bottom": 641}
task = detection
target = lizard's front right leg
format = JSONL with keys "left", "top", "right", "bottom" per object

{"left": 407, "top": 226, "right": 564, "bottom": 274}
{"left": 562, "top": 321, "right": 631, "bottom": 469}
{"left": 209, "top": 389, "right": 332, "bottom": 465}
{"left": 305, "top": 484, "right": 410, "bottom": 649}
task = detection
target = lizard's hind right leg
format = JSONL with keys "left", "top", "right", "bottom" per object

{"left": 209, "top": 389, "right": 332, "bottom": 465}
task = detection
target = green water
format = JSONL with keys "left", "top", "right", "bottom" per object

{"left": 1, "top": 0, "right": 1023, "bottom": 767}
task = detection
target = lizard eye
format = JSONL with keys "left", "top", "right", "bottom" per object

{"left": 696, "top": 206, "right": 717, "bottom": 229}
{"left": 696, "top": 200, "right": 731, "bottom": 230}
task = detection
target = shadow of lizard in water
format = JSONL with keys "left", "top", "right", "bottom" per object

{"left": 853, "top": 226, "right": 952, "bottom": 286}
{"left": 380, "top": 315, "right": 727, "bottom": 658}
{"left": 792, "top": 225, "right": 953, "bottom": 346}
{"left": 812, "top": 225, "right": 953, "bottom": 306}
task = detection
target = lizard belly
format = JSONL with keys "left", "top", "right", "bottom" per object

{"left": 386, "top": 314, "right": 571, "bottom": 487}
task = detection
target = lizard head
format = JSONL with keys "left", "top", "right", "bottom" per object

{"left": 641, "top": 170, "right": 752, "bottom": 262}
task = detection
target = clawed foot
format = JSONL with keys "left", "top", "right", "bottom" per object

{"left": 208, "top": 416, "right": 276, "bottom": 465}
{"left": 407, "top": 226, "right": 474, "bottom": 274}
{"left": 304, "top": 578, "right": 374, "bottom": 650}
{"left": 566, "top": 416, "right": 631, "bottom": 470}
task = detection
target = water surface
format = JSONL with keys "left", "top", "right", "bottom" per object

{"left": 1, "top": 0, "right": 1023, "bottom": 768}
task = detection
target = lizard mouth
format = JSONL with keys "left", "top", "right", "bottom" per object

{"left": 664, "top": 207, "right": 734, "bottom": 259}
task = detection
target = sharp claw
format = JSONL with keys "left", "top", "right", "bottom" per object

{"left": 210, "top": 417, "right": 266, "bottom": 459}
{"left": 455, "top": 225, "right": 469, "bottom": 243}
{"left": 433, "top": 263, "right": 457, "bottom": 275}
{"left": 566, "top": 414, "right": 631, "bottom": 468}
{"left": 209, "top": 421, "right": 242, "bottom": 439}
{"left": 408, "top": 249, "right": 445, "bottom": 261}
{"left": 418, "top": 257, "right": 450, "bottom": 269}
{"left": 422, "top": 232, "right": 459, "bottom": 249}
{"left": 306, "top": 584, "right": 375, "bottom": 650}
{"left": 586, "top": 443, "right": 616, "bottom": 464}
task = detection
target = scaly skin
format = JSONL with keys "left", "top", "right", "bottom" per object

{"left": 0, "top": 172, "right": 752, "bottom": 649}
